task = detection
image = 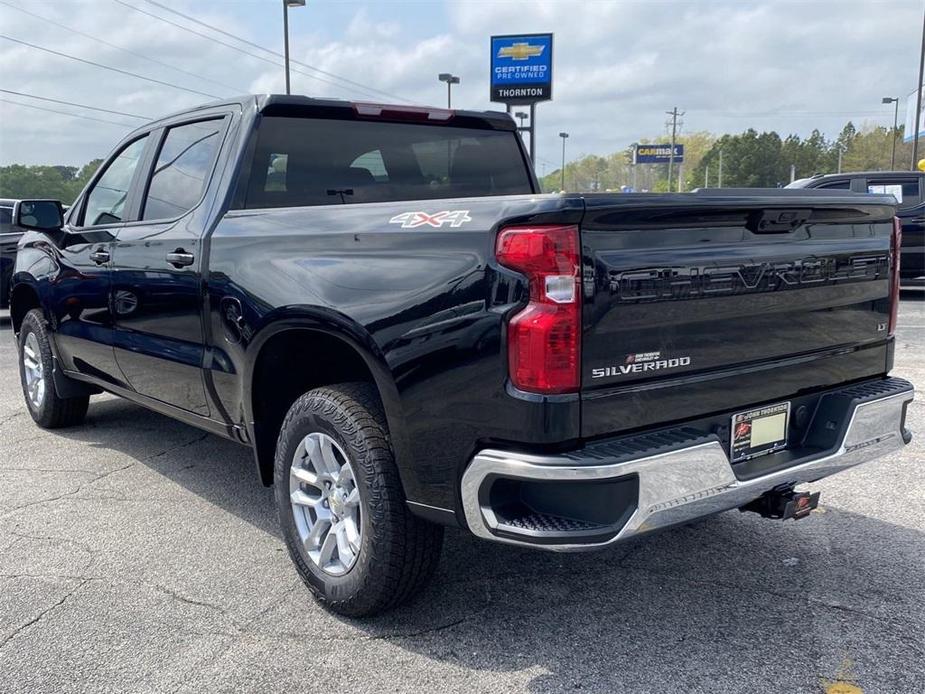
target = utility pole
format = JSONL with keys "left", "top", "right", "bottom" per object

{"left": 914, "top": 5, "right": 925, "bottom": 170}
{"left": 704, "top": 165, "right": 709, "bottom": 189}
{"left": 666, "top": 107, "right": 683, "bottom": 191}
{"left": 790, "top": 163, "right": 796, "bottom": 183}
{"left": 837, "top": 146, "right": 844, "bottom": 174}
{"left": 718, "top": 149, "right": 724, "bottom": 188}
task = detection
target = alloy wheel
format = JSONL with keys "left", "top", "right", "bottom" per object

{"left": 289, "top": 432, "right": 362, "bottom": 576}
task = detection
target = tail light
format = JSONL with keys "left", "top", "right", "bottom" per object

{"left": 496, "top": 225, "right": 581, "bottom": 394}
{"left": 889, "top": 216, "right": 902, "bottom": 337}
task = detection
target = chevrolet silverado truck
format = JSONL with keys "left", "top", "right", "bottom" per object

{"left": 10, "top": 95, "right": 914, "bottom": 616}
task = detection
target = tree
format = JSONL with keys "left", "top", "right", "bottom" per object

{"left": 0, "top": 159, "right": 102, "bottom": 203}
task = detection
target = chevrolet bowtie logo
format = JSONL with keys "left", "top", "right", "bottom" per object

{"left": 497, "top": 42, "right": 545, "bottom": 61}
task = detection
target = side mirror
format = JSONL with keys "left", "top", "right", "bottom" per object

{"left": 14, "top": 199, "right": 64, "bottom": 231}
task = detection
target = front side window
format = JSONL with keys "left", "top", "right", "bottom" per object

{"left": 142, "top": 119, "right": 223, "bottom": 221}
{"left": 81, "top": 135, "right": 148, "bottom": 226}
{"left": 243, "top": 116, "right": 533, "bottom": 209}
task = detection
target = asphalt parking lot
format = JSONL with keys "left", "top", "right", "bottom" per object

{"left": 0, "top": 293, "right": 922, "bottom": 694}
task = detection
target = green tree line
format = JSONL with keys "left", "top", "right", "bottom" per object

{"left": 0, "top": 159, "right": 102, "bottom": 203}
{"left": 540, "top": 122, "right": 916, "bottom": 193}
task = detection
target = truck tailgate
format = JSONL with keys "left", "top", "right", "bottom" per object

{"left": 579, "top": 191, "right": 898, "bottom": 439}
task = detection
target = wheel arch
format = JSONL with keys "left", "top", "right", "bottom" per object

{"left": 9, "top": 280, "right": 43, "bottom": 334}
{"left": 243, "top": 308, "right": 408, "bottom": 489}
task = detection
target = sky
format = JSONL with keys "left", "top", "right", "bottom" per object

{"left": 0, "top": 0, "right": 922, "bottom": 175}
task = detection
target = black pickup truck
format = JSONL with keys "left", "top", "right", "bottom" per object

{"left": 787, "top": 171, "right": 924, "bottom": 281}
{"left": 10, "top": 95, "right": 914, "bottom": 616}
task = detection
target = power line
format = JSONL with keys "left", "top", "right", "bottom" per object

{"left": 112, "top": 0, "right": 398, "bottom": 103}
{"left": 139, "top": 0, "right": 411, "bottom": 103}
{"left": 111, "top": 0, "right": 379, "bottom": 100}
{"left": 0, "top": 98, "right": 137, "bottom": 128}
{"left": 0, "top": 0, "right": 242, "bottom": 95}
{"left": 0, "top": 34, "right": 222, "bottom": 100}
{"left": 0, "top": 88, "right": 150, "bottom": 120}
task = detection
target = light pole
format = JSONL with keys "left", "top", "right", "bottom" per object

{"left": 913, "top": 4, "right": 925, "bottom": 170}
{"left": 438, "top": 73, "right": 460, "bottom": 108}
{"left": 559, "top": 132, "right": 569, "bottom": 191}
{"left": 882, "top": 97, "right": 900, "bottom": 170}
{"left": 283, "top": 0, "right": 305, "bottom": 95}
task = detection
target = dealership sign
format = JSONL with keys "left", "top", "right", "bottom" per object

{"left": 490, "top": 33, "right": 553, "bottom": 104}
{"left": 633, "top": 144, "right": 684, "bottom": 165}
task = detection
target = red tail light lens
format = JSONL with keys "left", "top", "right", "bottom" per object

{"left": 889, "top": 216, "right": 902, "bottom": 337}
{"left": 496, "top": 225, "right": 581, "bottom": 394}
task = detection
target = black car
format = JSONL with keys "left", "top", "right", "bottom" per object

{"left": 787, "top": 171, "right": 924, "bottom": 280}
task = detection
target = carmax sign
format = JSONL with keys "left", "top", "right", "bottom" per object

{"left": 633, "top": 144, "right": 684, "bottom": 165}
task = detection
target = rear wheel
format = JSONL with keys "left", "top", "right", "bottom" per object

{"left": 274, "top": 383, "right": 443, "bottom": 617}
{"left": 18, "top": 309, "right": 89, "bottom": 428}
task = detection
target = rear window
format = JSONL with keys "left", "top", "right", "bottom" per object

{"left": 242, "top": 116, "right": 533, "bottom": 209}
{"left": 868, "top": 178, "right": 919, "bottom": 205}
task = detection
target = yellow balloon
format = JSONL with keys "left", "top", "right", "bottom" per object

{"left": 918, "top": 158, "right": 925, "bottom": 172}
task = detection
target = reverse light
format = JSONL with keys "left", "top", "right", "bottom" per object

{"left": 889, "top": 216, "right": 902, "bottom": 337}
{"left": 496, "top": 225, "right": 581, "bottom": 394}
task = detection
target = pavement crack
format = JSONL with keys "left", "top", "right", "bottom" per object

{"left": 0, "top": 578, "right": 88, "bottom": 651}
{"left": 0, "top": 461, "right": 136, "bottom": 518}
{"left": 0, "top": 411, "right": 25, "bottom": 428}
{"left": 150, "top": 583, "right": 234, "bottom": 621}
{"left": 143, "top": 433, "right": 210, "bottom": 462}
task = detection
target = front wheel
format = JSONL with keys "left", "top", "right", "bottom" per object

{"left": 274, "top": 383, "right": 443, "bottom": 617}
{"left": 18, "top": 309, "right": 89, "bottom": 429}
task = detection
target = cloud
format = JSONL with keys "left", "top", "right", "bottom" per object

{"left": 0, "top": 0, "right": 919, "bottom": 173}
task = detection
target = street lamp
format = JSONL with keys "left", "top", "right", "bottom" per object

{"left": 283, "top": 0, "right": 305, "bottom": 95}
{"left": 438, "top": 73, "right": 460, "bottom": 108}
{"left": 515, "top": 111, "right": 528, "bottom": 129}
{"left": 559, "top": 132, "right": 569, "bottom": 191}
{"left": 883, "top": 96, "right": 900, "bottom": 170}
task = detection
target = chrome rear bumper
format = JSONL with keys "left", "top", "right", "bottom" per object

{"left": 461, "top": 379, "right": 914, "bottom": 551}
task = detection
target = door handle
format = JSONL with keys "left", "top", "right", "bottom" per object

{"left": 166, "top": 249, "right": 195, "bottom": 268}
{"left": 89, "top": 248, "right": 110, "bottom": 265}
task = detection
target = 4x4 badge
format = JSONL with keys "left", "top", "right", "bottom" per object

{"left": 389, "top": 210, "right": 472, "bottom": 228}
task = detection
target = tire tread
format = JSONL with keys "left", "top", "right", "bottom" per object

{"left": 275, "top": 382, "right": 443, "bottom": 616}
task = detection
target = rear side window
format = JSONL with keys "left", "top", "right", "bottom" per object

{"left": 142, "top": 119, "right": 223, "bottom": 221}
{"left": 0, "top": 206, "right": 12, "bottom": 226}
{"left": 81, "top": 135, "right": 148, "bottom": 227}
{"left": 243, "top": 116, "right": 532, "bottom": 208}
{"left": 817, "top": 179, "right": 850, "bottom": 190}
{"left": 867, "top": 178, "right": 920, "bottom": 206}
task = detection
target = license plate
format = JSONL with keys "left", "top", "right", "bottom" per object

{"left": 730, "top": 402, "right": 790, "bottom": 463}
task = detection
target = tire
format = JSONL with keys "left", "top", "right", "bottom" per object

{"left": 18, "top": 309, "right": 89, "bottom": 429}
{"left": 274, "top": 382, "right": 443, "bottom": 617}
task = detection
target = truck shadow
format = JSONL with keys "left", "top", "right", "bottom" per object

{"left": 50, "top": 395, "right": 925, "bottom": 693}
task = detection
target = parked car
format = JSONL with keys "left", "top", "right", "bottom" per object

{"left": 1, "top": 198, "right": 21, "bottom": 308}
{"left": 9, "top": 95, "right": 914, "bottom": 616}
{"left": 787, "top": 171, "right": 924, "bottom": 280}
